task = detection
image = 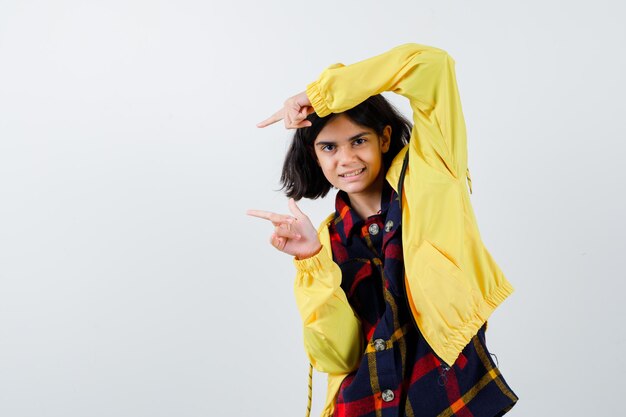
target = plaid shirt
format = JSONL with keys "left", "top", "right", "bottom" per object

{"left": 328, "top": 182, "right": 518, "bottom": 417}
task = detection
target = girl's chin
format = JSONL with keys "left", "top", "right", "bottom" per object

{"left": 337, "top": 184, "right": 369, "bottom": 194}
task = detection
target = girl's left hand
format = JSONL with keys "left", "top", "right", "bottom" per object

{"left": 247, "top": 198, "right": 322, "bottom": 260}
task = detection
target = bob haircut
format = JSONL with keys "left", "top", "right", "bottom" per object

{"left": 280, "top": 94, "right": 413, "bottom": 200}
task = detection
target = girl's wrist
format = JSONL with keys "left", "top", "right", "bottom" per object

{"left": 295, "top": 244, "right": 322, "bottom": 260}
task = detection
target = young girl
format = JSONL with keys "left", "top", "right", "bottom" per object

{"left": 248, "top": 43, "right": 518, "bottom": 417}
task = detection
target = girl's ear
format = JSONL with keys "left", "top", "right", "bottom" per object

{"left": 381, "top": 125, "right": 392, "bottom": 153}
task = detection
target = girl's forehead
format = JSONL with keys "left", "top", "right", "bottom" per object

{"left": 315, "top": 115, "right": 375, "bottom": 143}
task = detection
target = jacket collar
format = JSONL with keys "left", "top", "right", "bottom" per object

{"left": 385, "top": 144, "right": 408, "bottom": 194}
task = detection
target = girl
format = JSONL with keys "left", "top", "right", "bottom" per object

{"left": 248, "top": 43, "right": 518, "bottom": 417}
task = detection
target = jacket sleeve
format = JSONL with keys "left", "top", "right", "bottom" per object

{"left": 306, "top": 43, "right": 468, "bottom": 180}
{"left": 293, "top": 242, "right": 363, "bottom": 374}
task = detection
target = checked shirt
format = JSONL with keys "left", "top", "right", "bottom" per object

{"left": 328, "top": 181, "right": 518, "bottom": 417}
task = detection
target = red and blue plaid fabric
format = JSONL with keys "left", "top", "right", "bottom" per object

{"left": 328, "top": 182, "right": 518, "bottom": 417}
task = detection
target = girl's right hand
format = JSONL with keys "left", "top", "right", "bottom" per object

{"left": 247, "top": 198, "right": 322, "bottom": 260}
{"left": 256, "top": 91, "right": 315, "bottom": 129}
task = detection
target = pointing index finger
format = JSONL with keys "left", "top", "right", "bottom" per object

{"left": 256, "top": 110, "right": 284, "bottom": 128}
{"left": 246, "top": 209, "right": 295, "bottom": 224}
{"left": 246, "top": 209, "right": 274, "bottom": 220}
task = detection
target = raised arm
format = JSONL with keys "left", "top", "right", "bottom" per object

{"left": 305, "top": 43, "right": 468, "bottom": 180}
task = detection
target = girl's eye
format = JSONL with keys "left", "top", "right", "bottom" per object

{"left": 353, "top": 137, "right": 366, "bottom": 145}
{"left": 321, "top": 144, "right": 335, "bottom": 152}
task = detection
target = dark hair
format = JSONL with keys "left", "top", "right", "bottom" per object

{"left": 280, "top": 94, "right": 412, "bottom": 200}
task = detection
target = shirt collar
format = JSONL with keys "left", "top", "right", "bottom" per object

{"left": 332, "top": 181, "right": 394, "bottom": 245}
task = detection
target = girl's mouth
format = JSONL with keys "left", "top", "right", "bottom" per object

{"left": 339, "top": 168, "right": 365, "bottom": 178}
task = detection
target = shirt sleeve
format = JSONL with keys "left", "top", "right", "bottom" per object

{"left": 293, "top": 245, "right": 363, "bottom": 374}
{"left": 306, "top": 43, "right": 468, "bottom": 180}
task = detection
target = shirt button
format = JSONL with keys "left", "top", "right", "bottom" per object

{"left": 368, "top": 223, "right": 380, "bottom": 235}
{"left": 384, "top": 220, "right": 394, "bottom": 232}
{"left": 381, "top": 389, "right": 395, "bottom": 402}
{"left": 373, "top": 338, "right": 386, "bottom": 352}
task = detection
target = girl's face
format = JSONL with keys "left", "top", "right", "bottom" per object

{"left": 313, "top": 114, "right": 391, "bottom": 199}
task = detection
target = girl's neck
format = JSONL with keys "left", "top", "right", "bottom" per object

{"left": 346, "top": 176, "right": 385, "bottom": 220}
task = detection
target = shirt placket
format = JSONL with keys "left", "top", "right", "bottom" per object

{"left": 363, "top": 215, "right": 401, "bottom": 409}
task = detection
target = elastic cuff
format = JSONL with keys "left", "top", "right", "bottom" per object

{"left": 306, "top": 80, "right": 331, "bottom": 117}
{"left": 293, "top": 245, "right": 330, "bottom": 272}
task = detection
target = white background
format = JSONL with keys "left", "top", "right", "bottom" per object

{"left": 1, "top": 0, "right": 625, "bottom": 416}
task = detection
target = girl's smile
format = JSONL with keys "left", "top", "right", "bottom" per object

{"left": 339, "top": 167, "right": 366, "bottom": 178}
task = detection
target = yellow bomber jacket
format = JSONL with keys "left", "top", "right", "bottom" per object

{"left": 292, "top": 43, "right": 514, "bottom": 417}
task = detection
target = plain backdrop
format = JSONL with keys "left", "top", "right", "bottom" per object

{"left": 1, "top": 0, "right": 625, "bottom": 416}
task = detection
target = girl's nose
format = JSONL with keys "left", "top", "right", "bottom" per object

{"left": 338, "top": 146, "right": 358, "bottom": 164}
